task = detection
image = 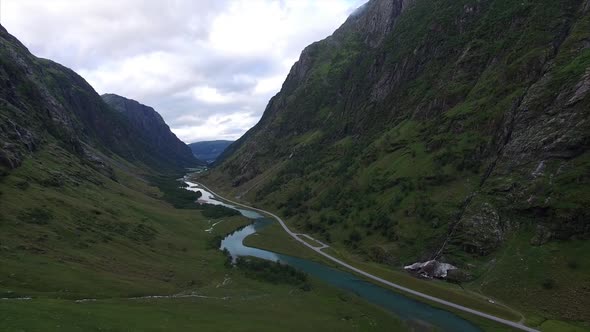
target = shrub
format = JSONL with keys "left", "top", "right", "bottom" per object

{"left": 15, "top": 181, "right": 29, "bottom": 190}
{"left": 348, "top": 229, "right": 362, "bottom": 243}
{"left": 567, "top": 260, "right": 579, "bottom": 270}
{"left": 541, "top": 278, "right": 556, "bottom": 290}
{"left": 148, "top": 176, "right": 202, "bottom": 209}
{"left": 128, "top": 223, "right": 158, "bottom": 242}
{"left": 235, "top": 257, "right": 311, "bottom": 291}
{"left": 200, "top": 204, "right": 239, "bottom": 218}
{"left": 208, "top": 235, "right": 223, "bottom": 249}
{"left": 40, "top": 174, "right": 64, "bottom": 187}
{"left": 222, "top": 248, "right": 232, "bottom": 267}
{"left": 18, "top": 208, "right": 54, "bottom": 225}
{"left": 149, "top": 177, "right": 240, "bottom": 219}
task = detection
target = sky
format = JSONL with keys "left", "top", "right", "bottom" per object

{"left": 2, "top": 0, "right": 366, "bottom": 143}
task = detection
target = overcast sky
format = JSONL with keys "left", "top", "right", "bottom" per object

{"left": 3, "top": 0, "right": 366, "bottom": 143}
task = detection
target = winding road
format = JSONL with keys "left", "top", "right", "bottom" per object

{"left": 197, "top": 182, "right": 538, "bottom": 332}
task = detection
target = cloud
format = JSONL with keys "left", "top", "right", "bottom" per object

{"left": 172, "top": 112, "right": 260, "bottom": 142}
{"left": 3, "top": 0, "right": 366, "bottom": 143}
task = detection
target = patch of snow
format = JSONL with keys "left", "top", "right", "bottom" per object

{"left": 532, "top": 160, "right": 545, "bottom": 178}
{"left": 404, "top": 260, "right": 457, "bottom": 278}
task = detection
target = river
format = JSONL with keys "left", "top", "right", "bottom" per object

{"left": 185, "top": 181, "right": 481, "bottom": 332}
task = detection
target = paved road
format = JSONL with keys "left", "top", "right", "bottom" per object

{"left": 197, "top": 183, "right": 539, "bottom": 332}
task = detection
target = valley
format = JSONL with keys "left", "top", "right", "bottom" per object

{"left": 0, "top": 153, "right": 406, "bottom": 331}
{"left": 1, "top": 0, "right": 589, "bottom": 331}
{"left": 205, "top": 0, "right": 590, "bottom": 329}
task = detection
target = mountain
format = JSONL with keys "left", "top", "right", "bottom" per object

{"left": 207, "top": 0, "right": 590, "bottom": 324}
{"left": 188, "top": 140, "right": 233, "bottom": 164}
{"left": 0, "top": 24, "right": 405, "bottom": 331}
{"left": 0, "top": 25, "right": 199, "bottom": 174}
{"left": 102, "top": 94, "right": 204, "bottom": 167}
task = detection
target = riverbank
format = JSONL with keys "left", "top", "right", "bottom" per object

{"left": 194, "top": 180, "right": 540, "bottom": 332}
{"left": 243, "top": 219, "right": 521, "bottom": 320}
{"left": 0, "top": 169, "right": 407, "bottom": 332}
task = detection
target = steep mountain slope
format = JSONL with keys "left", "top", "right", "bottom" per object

{"left": 0, "top": 22, "right": 210, "bottom": 296}
{"left": 102, "top": 94, "right": 203, "bottom": 168}
{"left": 0, "top": 25, "right": 404, "bottom": 331}
{"left": 0, "top": 24, "right": 198, "bottom": 174}
{"left": 189, "top": 140, "right": 233, "bottom": 164}
{"left": 208, "top": 0, "right": 590, "bottom": 324}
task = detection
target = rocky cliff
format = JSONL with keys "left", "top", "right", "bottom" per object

{"left": 102, "top": 94, "right": 202, "bottom": 168}
{"left": 0, "top": 24, "right": 198, "bottom": 174}
{"left": 209, "top": 0, "right": 590, "bottom": 322}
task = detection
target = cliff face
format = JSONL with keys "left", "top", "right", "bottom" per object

{"left": 210, "top": 0, "right": 590, "bottom": 321}
{"left": 0, "top": 25, "right": 197, "bottom": 173}
{"left": 102, "top": 94, "right": 202, "bottom": 168}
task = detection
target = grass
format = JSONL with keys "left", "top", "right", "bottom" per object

{"left": 214, "top": 187, "right": 528, "bottom": 331}
{"left": 471, "top": 231, "right": 590, "bottom": 329}
{"left": 0, "top": 143, "right": 406, "bottom": 331}
{"left": 0, "top": 278, "right": 405, "bottom": 332}
{"left": 539, "top": 320, "right": 590, "bottom": 332}
{"left": 243, "top": 221, "right": 325, "bottom": 262}
{"left": 245, "top": 214, "right": 590, "bottom": 331}
{"left": 148, "top": 175, "right": 240, "bottom": 218}
{"left": 296, "top": 234, "right": 326, "bottom": 248}
{"left": 235, "top": 256, "right": 311, "bottom": 289}
{"left": 238, "top": 198, "right": 522, "bottom": 319}
{"left": 323, "top": 246, "right": 523, "bottom": 322}
{"left": 242, "top": 219, "right": 524, "bottom": 332}
{"left": 202, "top": 2, "right": 590, "bottom": 328}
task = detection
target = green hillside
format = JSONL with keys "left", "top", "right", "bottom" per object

{"left": 207, "top": 0, "right": 590, "bottom": 327}
{"left": 0, "top": 23, "right": 404, "bottom": 331}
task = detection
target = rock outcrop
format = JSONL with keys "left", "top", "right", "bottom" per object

{"left": 102, "top": 94, "right": 202, "bottom": 168}
{"left": 404, "top": 260, "right": 457, "bottom": 279}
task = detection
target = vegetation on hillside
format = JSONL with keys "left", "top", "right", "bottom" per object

{"left": 206, "top": 0, "right": 590, "bottom": 327}
{"left": 149, "top": 175, "right": 239, "bottom": 217}
{"left": 0, "top": 21, "right": 406, "bottom": 331}
{"left": 0, "top": 141, "right": 404, "bottom": 331}
{"left": 235, "top": 256, "right": 312, "bottom": 291}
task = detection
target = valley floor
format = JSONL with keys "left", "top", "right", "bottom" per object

{"left": 0, "top": 145, "right": 404, "bottom": 331}
{"left": 198, "top": 180, "right": 590, "bottom": 332}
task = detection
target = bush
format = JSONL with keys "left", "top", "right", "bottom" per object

{"left": 208, "top": 235, "right": 223, "bottom": 249}
{"left": 40, "top": 174, "right": 64, "bottom": 187}
{"left": 222, "top": 248, "right": 233, "bottom": 267}
{"left": 235, "top": 257, "right": 311, "bottom": 290}
{"left": 541, "top": 278, "right": 556, "bottom": 290}
{"left": 15, "top": 181, "right": 29, "bottom": 190}
{"left": 128, "top": 223, "right": 158, "bottom": 242}
{"left": 18, "top": 208, "right": 54, "bottom": 225}
{"left": 200, "top": 204, "right": 239, "bottom": 218}
{"left": 567, "top": 260, "right": 579, "bottom": 270}
{"left": 148, "top": 176, "right": 202, "bottom": 209}
{"left": 348, "top": 229, "right": 362, "bottom": 243}
{"left": 149, "top": 177, "right": 239, "bottom": 219}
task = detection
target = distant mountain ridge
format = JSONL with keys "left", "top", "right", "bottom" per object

{"left": 188, "top": 140, "right": 233, "bottom": 164}
{"left": 102, "top": 94, "right": 204, "bottom": 167}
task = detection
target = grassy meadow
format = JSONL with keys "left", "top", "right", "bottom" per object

{"left": 0, "top": 143, "right": 405, "bottom": 331}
